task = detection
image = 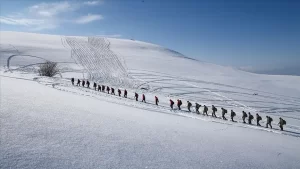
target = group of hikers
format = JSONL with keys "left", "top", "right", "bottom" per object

{"left": 168, "top": 100, "right": 286, "bottom": 130}
{"left": 73, "top": 78, "right": 128, "bottom": 97}
{"left": 71, "top": 78, "right": 287, "bottom": 131}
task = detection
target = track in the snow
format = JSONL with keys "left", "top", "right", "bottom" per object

{"left": 63, "top": 36, "right": 139, "bottom": 88}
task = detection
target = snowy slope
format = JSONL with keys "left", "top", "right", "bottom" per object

{"left": 2, "top": 76, "right": 300, "bottom": 169}
{"left": 1, "top": 31, "right": 300, "bottom": 168}
{"left": 1, "top": 31, "right": 300, "bottom": 122}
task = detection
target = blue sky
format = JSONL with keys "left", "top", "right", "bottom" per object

{"left": 1, "top": 0, "right": 300, "bottom": 75}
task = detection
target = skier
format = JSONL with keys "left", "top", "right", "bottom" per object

{"left": 155, "top": 96, "right": 159, "bottom": 105}
{"left": 118, "top": 89, "right": 121, "bottom": 97}
{"left": 142, "top": 94, "right": 146, "bottom": 103}
{"left": 71, "top": 78, "right": 74, "bottom": 85}
{"left": 242, "top": 111, "right": 247, "bottom": 123}
{"left": 135, "top": 92, "right": 139, "bottom": 101}
{"left": 170, "top": 99, "right": 174, "bottom": 109}
{"left": 76, "top": 79, "right": 81, "bottom": 86}
{"left": 256, "top": 113, "right": 262, "bottom": 126}
{"left": 177, "top": 99, "right": 182, "bottom": 110}
{"left": 203, "top": 105, "right": 208, "bottom": 116}
{"left": 266, "top": 116, "right": 273, "bottom": 129}
{"left": 248, "top": 112, "right": 254, "bottom": 124}
{"left": 230, "top": 110, "right": 236, "bottom": 122}
{"left": 86, "top": 80, "right": 90, "bottom": 88}
{"left": 93, "top": 82, "right": 97, "bottom": 90}
{"left": 106, "top": 86, "right": 110, "bottom": 94}
{"left": 187, "top": 101, "right": 192, "bottom": 112}
{"left": 212, "top": 105, "right": 217, "bottom": 118}
{"left": 82, "top": 80, "right": 85, "bottom": 87}
{"left": 102, "top": 85, "right": 105, "bottom": 92}
{"left": 124, "top": 89, "right": 128, "bottom": 98}
{"left": 221, "top": 108, "right": 227, "bottom": 120}
{"left": 278, "top": 117, "right": 286, "bottom": 131}
{"left": 111, "top": 88, "right": 115, "bottom": 95}
{"left": 195, "top": 103, "right": 201, "bottom": 114}
{"left": 97, "top": 85, "right": 101, "bottom": 91}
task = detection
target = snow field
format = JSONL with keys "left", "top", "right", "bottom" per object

{"left": 1, "top": 76, "right": 300, "bottom": 169}
{"left": 1, "top": 31, "right": 300, "bottom": 168}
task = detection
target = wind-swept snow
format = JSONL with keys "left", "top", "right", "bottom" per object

{"left": 1, "top": 31, "right": 300, "bottom": 168}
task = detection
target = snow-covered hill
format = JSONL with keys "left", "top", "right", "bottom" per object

{"left": 1, "top": 31, "right": 300, "bottom": 168}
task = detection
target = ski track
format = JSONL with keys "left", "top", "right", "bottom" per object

{"left": 63, "top": 37, "right": 138, "bottom": 88}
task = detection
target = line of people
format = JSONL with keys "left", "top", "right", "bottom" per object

{"left": 168, "top": 100, "right": 286, "bottom": 131}
{"left": 72, "top": 78, "right": 128, "bottom": 97}
{"left": 71, "top": 78, "right": 287, "bottom": 131}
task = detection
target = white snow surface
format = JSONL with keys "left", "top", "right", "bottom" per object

{"left": 1, "top": 31, "right": 300, "bottom": 168}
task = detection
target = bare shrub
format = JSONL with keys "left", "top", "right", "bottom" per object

{"left": 38, "top": 61, "right": 60, "bottom": 77}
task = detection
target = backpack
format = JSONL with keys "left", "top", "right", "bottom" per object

{"left": 270, "top": 117, "right": 273, "bottom": 122}
{"left": 283, "top": 120, "right": 286, "bottom": 125}
{"left": 250, "top": 115, "right": 254, "bottom": 120}
{"left": 258, "top": 116, "right": 262, "bottom": 121}
{"left": 244, "top": 113, "right": 247, "bottom": 117}
{"left": 232, "top": 112, "right": 236, "bottom": 116}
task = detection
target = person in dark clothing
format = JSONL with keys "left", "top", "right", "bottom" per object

{"left": 212, "top": 105, "right": 217, "bottom": 118}
{"left": 98, "top": 85, "right": 101, "bottom": 91}
{"left": 142, "top": 94, "right": 146, "bottom": 103}
{"left": 278, "top": 117, "right": 286, "bottom": 131}
{"left": 135, "top": 92, "right": 139, "bottom": 101}
{"left": 242, "top": 111, "right": 247, "bottom": 123}
{"left": 77, "top": 79, "right": 81, "bottom": 86}
{"left": 221, "top": 108, "right": 227, "bottom": 120}
{"left": 93, "top": 82, "right": 97, "bottom": 90}
{"left": 118, "top": 89, "right": 121, "bottom": 97}
{"left": 266, "top": 116, "right": 273, "bottom": 129}
{"left": 106, "top": 86, "right": 110, "bottom": 94}
{"left": 86, "top": 80, "right": 90, "bottom": 88}
{"left": 187, "top": 101, "right": 192, "bottom": 112}
{"left": 101, "top": 85, "right": 105, "bottom": 92}
{"left": 155, "top": 96, "right": 159, "bottom": 105}
{"left": 111, "top": 88, "right": 115, "bottom": 95}
{"left": 82, "top": 80, "right": 85, "bottom": 87}
{"left": 124, "top": 89, "right": 127, "bottom": 98}
{"left": 195, "top": 103, "right": 201, "bottom": 114}
{"left": 203, "top": 105, "right": 208, "bottom": 116}
{"left": 170, "top": 99, "right": 174, "bottom": 109}
{"left": 177, "top": 99, "right": 181, "bottom": 110}
{"left": 71, "top": 78, "right": 75, "bottom": 85}
{"left": 248, "top": 112, "right": 254, "bottom": 124}
{"left": 256, "top": 113, "right": 262, "bottom": 126}
{"left": 230, "top": 110, "right": 236, "bottom": 122}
